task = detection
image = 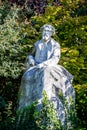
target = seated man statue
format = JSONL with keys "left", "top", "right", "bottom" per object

{"left": 25, "top": 24, "right": 60, "bottom": 69}
{"left": 19, "top": 24, "right": 75, "bottom": 127}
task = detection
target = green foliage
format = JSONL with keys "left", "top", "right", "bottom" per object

{"left": 0, "top": 99, "right": 15, "bottom": 130}
{"left": 0, "top": 4, "right": 38, "bottom": 78}
{"left": 64, "top": 98, "right": 77, "bottom": 130}
{"left": 75, "top": 84, "right": 87, "bottom": 126}
{"left": 35, "top": 91, "right": 62, "bottom": 130}
{"left": 0, "top": 4, "right": 39, "bottom": 128}
{"left": 16, "top": 91, "right": 62, "bottom": 130}
{"left": 16, "top": 101, "right": 38, "bottom": 130}
{"left": 0, "top": 2, "right": 10, "bottom": 24}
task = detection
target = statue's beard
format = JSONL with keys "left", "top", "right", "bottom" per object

{"left": 42, "top": 35, "right": 50, "bottom": 42}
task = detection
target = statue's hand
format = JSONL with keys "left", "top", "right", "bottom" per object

{"left": 36, "top": 63, "right": 44, "bottom": 69}
{"left": 25, "top": 55, "right": 35, "bottom": 70}
{"left": 36, "top": 63, "right": 47, "bottom": 69}
{"left": 29, "top": 63, "right": 34, "bottom": 67}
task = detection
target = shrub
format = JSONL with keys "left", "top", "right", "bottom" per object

{"left": 0, "top": 98, "right": 15, "bottom": 130}
{"left": 75, "top": 84, "right": 87, "bottom": 127}
{"left": 16, "top": 101, "right": 38, "bottom": 130}
{"left": 0, "top": 4, "right": 37, "bottom": 78}
{"left": 16, "top": 91, "right": 62, "bottom": 130}
{"left": 0, "top": 3, "right": 38, "bottom": 123}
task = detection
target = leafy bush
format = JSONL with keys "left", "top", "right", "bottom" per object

{"left": 16, "top": 91, "right": 62, "bottom": 130}
{"left": 75, "top": 84, "right": 87, "bottom": 127}
{"left": 16, "top": 101, "right": 38, "bottom": 130}
{"left": 0, "top": 1, "right": 11, "bottom": 24}
{"left": 0, "top": 4, "right": 38, "bottom": 124}
{"left": 35, "top": 91, "right": 62, "bottom": 130}
{"left": 0, "top": 4, "right": 38, "bottom": 78}
{"left": 0, "top": 98, "right": 15, "bottom": 130}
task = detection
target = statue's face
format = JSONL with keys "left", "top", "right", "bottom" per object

{"left": 42, "top": 27, "right": 52, "bottom": 42}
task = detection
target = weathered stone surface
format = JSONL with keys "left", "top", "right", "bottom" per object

{"left": 19, "top": 64, "right": 75, "bottom": 126}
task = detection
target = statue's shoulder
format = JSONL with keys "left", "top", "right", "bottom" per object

{"left": 51, "top": 38, "right": 60, "bottom": 47}
{"left": 34, "top": 40, "right": 42, "bottom": 47}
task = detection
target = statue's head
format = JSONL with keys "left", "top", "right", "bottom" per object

{"left": 40, "top": 24, "right": 55, "bottom": 42}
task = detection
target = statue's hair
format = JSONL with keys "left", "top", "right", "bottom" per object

{"left": 40, "top": 24, "right": 55, "bottom": 35}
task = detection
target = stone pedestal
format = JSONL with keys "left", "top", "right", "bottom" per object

{"left": 19, "top": 65, "right": 75, "bottom": 127}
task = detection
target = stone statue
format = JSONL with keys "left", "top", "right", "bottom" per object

{"left": 25, "top": 24, "right": 60, "bottom": 69}
{"left": 19, "top": 24, "right": 75, "bottom": 128}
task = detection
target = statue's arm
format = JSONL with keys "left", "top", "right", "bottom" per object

{"left": 25, "top": 46, "right": 36, "bottom": 70}
{"left": 52, "top": 43, "right": 60, "bottom": 63}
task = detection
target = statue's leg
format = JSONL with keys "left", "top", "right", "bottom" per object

{"left": 19, "top": 67, "right": 44, "bottom": 109}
